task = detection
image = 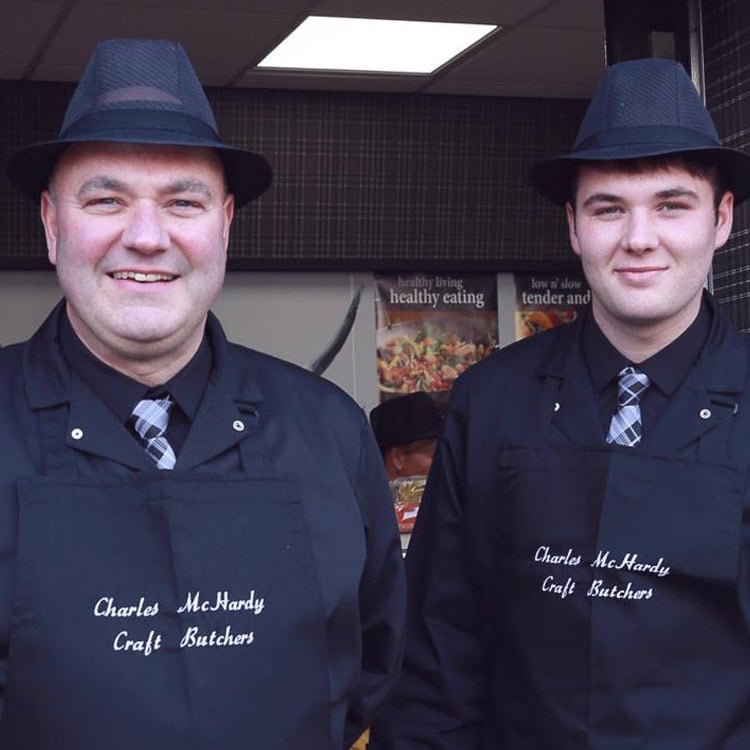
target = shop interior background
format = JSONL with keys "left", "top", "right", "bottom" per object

{"left": 0, "top": 0, "right": 747, "bottom": 413}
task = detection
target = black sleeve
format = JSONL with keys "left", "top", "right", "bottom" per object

{"left": 371, "top": 381, "right": 487, "bottom": 748}
{"left": 344, "top": 422, "right": 407, "bottom": 745}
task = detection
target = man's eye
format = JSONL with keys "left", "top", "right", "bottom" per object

{"left": 85, "top": 197, "right": 120, "bottom": 208}
{"left": 659, "top": 202, "right": 687, "bottom": 212}
{"left": 593, "top": 205, "right": 621, "bottom": 216}
{"left": 171, "top": 199, "right": 202, "bottom": 209}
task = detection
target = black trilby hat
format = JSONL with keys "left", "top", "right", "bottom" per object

{"left": 530, "top": 58, "right": 750, "bottom": 206}
{"left": 370, "top": 392, "right": 443, "bottom": 452}
{"left": 5, "top": 38, "right": 272, "bottom": 207}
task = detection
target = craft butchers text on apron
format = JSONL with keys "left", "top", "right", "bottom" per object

{"left": 0, "top": 402, "right": 338, "bottom": 749}
{"left": 483, "top": 443, "right": 750, "bottom": 749}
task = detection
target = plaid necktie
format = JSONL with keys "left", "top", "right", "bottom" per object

{"left": 129, "top": 395, "right": 177, "bottom": 470}
{"left": 606, "top": 367, "right": 651, "bottom": 447}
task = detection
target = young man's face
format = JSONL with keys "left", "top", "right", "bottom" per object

{"left": 566, "top": 162, "right": 733, "bottom": 345}
{"left": 41, "top": 142, "right": 234, "bottom": 378}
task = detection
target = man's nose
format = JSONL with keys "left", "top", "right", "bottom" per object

{"left": 121, "top": 201, "right": 170, "bottom": 253}
{"left": 623, "top": 210, "right": 657, "bottom": 254}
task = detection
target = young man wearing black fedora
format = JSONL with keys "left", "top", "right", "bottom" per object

{"left": 0, "top": 39, "right": 405, "bottom": 749}
{"left": 372, "top": 58, "right": 750, "bottom": 749}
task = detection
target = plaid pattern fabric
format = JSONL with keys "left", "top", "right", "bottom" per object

{"left": 703, "top": 0, "right": 750, "bottom": 331}
{"left": 606, "top": 367, "right": 650, "bottom": 447}
{"left": 0, "top": 81, "right": 584, "bottom": 270}
{"left": 129, "top": 396, "right": 177, "bottom": 470}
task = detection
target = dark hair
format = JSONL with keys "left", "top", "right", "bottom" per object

{"left": 568, "top": 152, "right": 729, "bottom": 215}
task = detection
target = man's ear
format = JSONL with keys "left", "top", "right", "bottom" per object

{"left": 713, "top": 190, "right": 734, "bottom": 251}
{"left": 386, "top": 444, "right": 408, "bottom": 477}
{"left": 40, "top": 191, "right": 59, "bottom": 266}
{"left": 222, "top": 193, "right": 235, "bottom": 250}
{"left": 566, "top": 201, "right": 581, "bottom": 257}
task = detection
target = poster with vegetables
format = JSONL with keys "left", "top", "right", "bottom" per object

{"left": 514, "top": 272, "right": 590, "bottom": 340}
{"left": 374, "top": 273, "right": 498, "bottom": 403}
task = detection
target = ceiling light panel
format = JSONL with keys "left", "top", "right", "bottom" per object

{"left": 257, "top": 16, "right": 498, "bottom": 74}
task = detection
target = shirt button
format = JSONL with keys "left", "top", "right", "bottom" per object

{"left": 71, "top": 428, "right": 84, "bottom": 440}
{"left": 699, "top": 408, "right": 711, "bottom": 420}
{"left": 553, "top": 402, "right": 560, "bottom": 412}
{"left": 232, "top": 420, "right": 245, "bottom": 432}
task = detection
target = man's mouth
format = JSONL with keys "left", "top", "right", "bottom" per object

{"left": 110, "top": 271, "right": 176, "bottom": 282}
{"left": 615, "top": 266, "right": 667, "bottom": 275}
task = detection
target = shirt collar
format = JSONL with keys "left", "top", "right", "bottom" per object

{"left": 583, "top": 301, "right": 711, "bottom": 396}
{"left": 154, "top": 339, "right": 212, "bottom": 420}
{"left": 59, "top": 310, "right": 212, "bottom": 424}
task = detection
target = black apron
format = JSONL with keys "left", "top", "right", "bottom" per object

{"left": 0, "top": 404, "right": 336, "bottom": 749}
{"left": 487, "top": 442, "right": 750, "bottom": 749}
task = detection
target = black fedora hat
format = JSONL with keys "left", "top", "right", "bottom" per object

{"left": 5, "top": 38, "right": 271, "bottom": 208}
{"left": 370, "top": 392, "right": 443, "bottom": 452}
{"left": 530, "top": 58, "right": 750, "bottom": 206}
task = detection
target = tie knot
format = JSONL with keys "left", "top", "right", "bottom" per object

{"left": 616, "top": 367, "right": 650, "bottom": 407}
{"left": 130, "top": 395, "right": 173, "bottom": 441}
{"left": 129, "top": 395, "right": 177, "bottom": 470}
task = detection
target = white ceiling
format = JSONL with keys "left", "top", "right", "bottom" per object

{"left": 0, "top": 0, "right": 606, "bottom": 99}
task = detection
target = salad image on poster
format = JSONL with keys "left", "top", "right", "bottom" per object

{"left": 375, "top": 273, "right": 498, "bottom": 401}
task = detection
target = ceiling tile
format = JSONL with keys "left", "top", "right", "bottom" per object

{"left": 30, "top": 4, "right": 300, "bottom": 85}
{"left": 529, "top": 0, "right": 604, "bottom": 31}
{"left": 314, "top": 0, "right": 552, "bottom": 25}
{"left": 240, "top": 69, "right": 425, "bottom": 92}
{"left": 427, "top": 26, "right": 605, "bottom": 98}
{"left": 0, "top": 1, "right": 62, "bottom": 79}
{"left": 74, "top": 0, "right": 313, "bottom": 10}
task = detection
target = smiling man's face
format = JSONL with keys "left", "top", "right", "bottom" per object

{"left": 41, "top": 142, "right": 234, "bottom": 381}
{"left": 566, "top": 161, "right": 733, "bottom": 350}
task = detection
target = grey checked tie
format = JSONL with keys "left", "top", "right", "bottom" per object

{"left": 129, "top": 395, "right": 177, "bottom": 470}
{"left": 606, "top": 367, "right": 651, "bottom": 447}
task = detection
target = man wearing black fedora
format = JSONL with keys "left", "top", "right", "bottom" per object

{"left": 372, "top": 59, "right": 750, "bottom": 749}
{"left": 370, "top": 393, "right": 443, "bottom": 482}
{"left": 0, "top": 39, "right": 405, "bottom": 748}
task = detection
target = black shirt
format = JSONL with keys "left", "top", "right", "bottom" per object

{"left": 582, "top": 302, "right": 710, "bottom": 443}
{"left": 59, "top": 310, "right": 212, "bottom": 456}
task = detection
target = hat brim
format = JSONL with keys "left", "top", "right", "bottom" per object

{"left": 376, "top": 427, "right": 441, "bottom": 451}
{"left": 5, "top": 135, "right": 272, "bottom": 208}
{"left": 530, "top": 143, "right": 750, "bottom": 206}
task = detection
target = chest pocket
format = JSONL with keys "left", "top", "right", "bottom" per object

{"left": 491, "top": 445, "right": 742, "bottom": 585}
